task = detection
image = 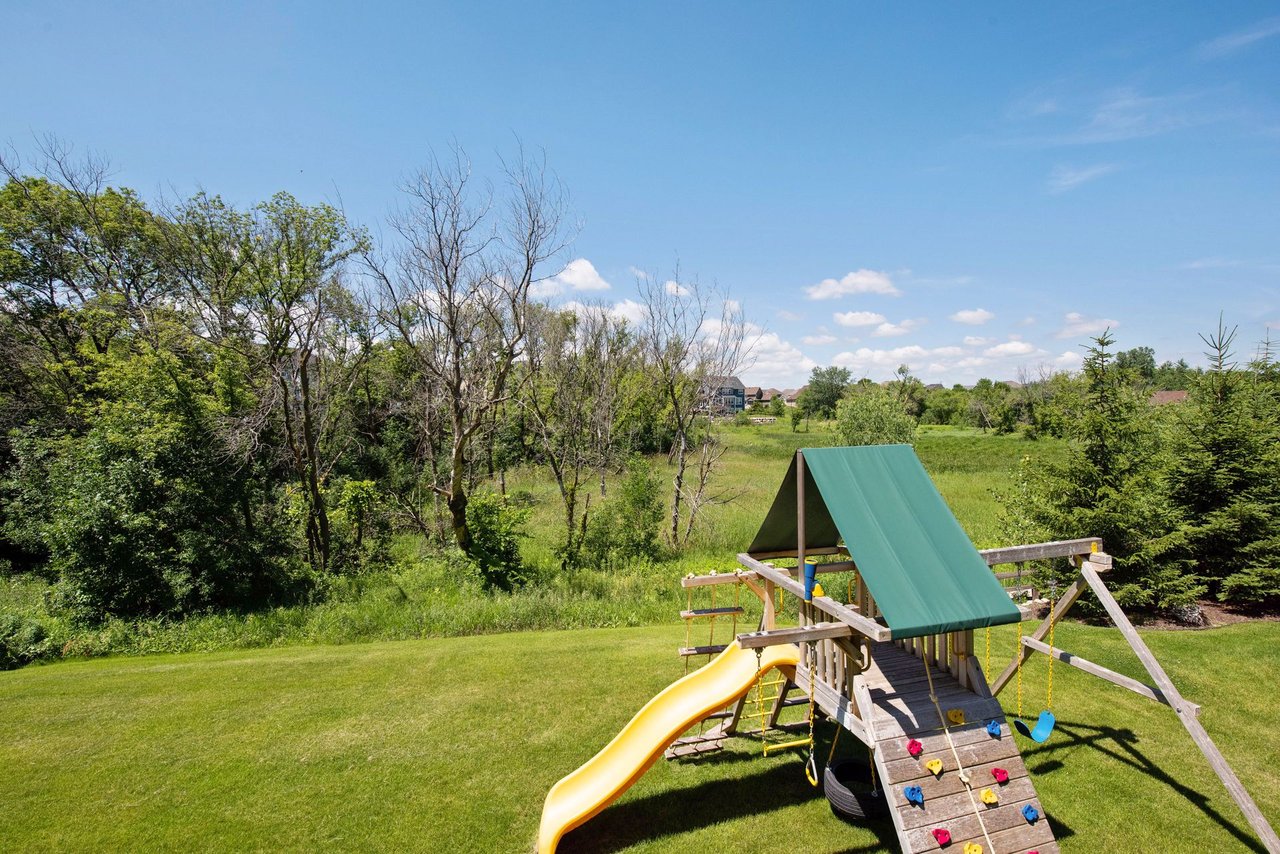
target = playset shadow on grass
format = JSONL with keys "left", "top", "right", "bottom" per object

{"left": 538, "top": 445, "right": 1279, "bottom": 854}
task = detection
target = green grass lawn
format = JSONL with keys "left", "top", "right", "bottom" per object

{"left": 3, "top": 619, "right": 1276, "bottom": 852}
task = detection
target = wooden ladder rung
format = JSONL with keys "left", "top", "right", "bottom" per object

{"left": 678, "top": 644, "right": 729, "bottom": 657}
{"left": 680, "top": 606, "right": 746, "bottom": 619}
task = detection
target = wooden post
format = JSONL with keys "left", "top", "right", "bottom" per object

{"left": 796, "top": 450, "right": 806, "bottom": 629}
{"left": 1078, "top": 565, "right": 1280, "bottom": 854}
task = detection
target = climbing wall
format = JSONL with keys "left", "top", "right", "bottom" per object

{"left": 860, "top": 643, "right": 1058, "bottom": 854}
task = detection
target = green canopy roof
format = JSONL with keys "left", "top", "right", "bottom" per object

{"left": 747, "top": 444, "right": 1020, "bottom": 638}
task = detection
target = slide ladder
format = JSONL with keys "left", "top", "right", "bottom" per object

{"left": 860, "top": 642, "right": 1058, "bottom": 854}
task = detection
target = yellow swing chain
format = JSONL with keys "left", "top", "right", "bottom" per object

{"left": 1046, "top": 611, "right": 1055, "bottom": 711}
{"left": 754, "top": 646, "right": 767, "bottom": 756}
{"left": 1016, "top": 620, "right": 1024, "bottom": 720}
{"left": 804, "top": 639, "right": 819, "bottom": 787}
{"left": 984, "top": 626, "right": 991, "bottom": 683}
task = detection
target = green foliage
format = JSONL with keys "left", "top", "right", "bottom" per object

{"left": 583, "top": 457, "right": 665, "bottom": 570}
{"left": 1162, "top": 324, "right": 1280, "bottom": 604}
{"left": 768, "top": 394, "right": 786, "bottom": 417}
{"left": 1009, "top": 332, "right": 1201, "bottom": 612}
{"left": 464, "top": 491, "right": 530, "bottom": 591}
{"left": 834, "top": 385, "right": 916, "bottom": 446}
{"left": 798, "top": 365, "right": 850, "bottom": 418}
{"left": 0, "top": 612, "right": 51, "bottom": 669}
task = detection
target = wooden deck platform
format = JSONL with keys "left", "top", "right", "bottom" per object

{"left": 860, "top": 642, "right": 1057, "bottom": 854}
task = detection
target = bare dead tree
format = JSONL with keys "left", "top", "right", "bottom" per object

{"left": 638, "top": 273, "right": 748, "bottom": 545}
{"left": 364, "top": 147, "right": 567, "bottom": 554}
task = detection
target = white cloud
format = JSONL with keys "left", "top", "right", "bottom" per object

{"left": 803, "top": 333, "right": 837, "bottom": 345}
{"left": 610, "top": 299, "right": 647, "bottom": 325}
{"left": 950, "top": 308, "right": 995, "bottom": 325}
{"left": 956, "top": 356, "right": 990, "bottom": 369}
{"left": 1020, "top": 316, "right": 1037, "bottom": 326}
{"left": 628, "top": 266, "right": 651, "bottom": 280}
{"left": 533, "top": 258, "right": 612, "bottom": 298}
{"left": 777, "top": 309, "right": 802, "bottom": 322}
{"left": 1056, "top": 311, "right": 1119, "bottom": 339}
{"left": 743, "top": 330, "right": 817, "bottom": 387}
{"left": 1054, "top": 350, "right": 1084, "bottom": 369}
{"left": 872, "top": 319, "right": 923, "bottom": 337}
{"left": 724, "top": 298, "right": 741, "bottom": 313}
{"left": 805, "top": 269, "right": 900, "bottom": 300}
{"left": 963, "top": 336, "right": 993, "bottom": 347}
{"left": 1198, "top": 16, "right": 1280, "bottom": 59}
{"left": 664, "top": 279, "right": 690, "bottom": 296}
{"left": 985, "top": 340, "right": 1037, "bottom": 357}
{"left": 834, "top": 310, "right": 887, "bottom": 328}
{"left": 1047, "top": 163, "right": 1119, "bottom": 194}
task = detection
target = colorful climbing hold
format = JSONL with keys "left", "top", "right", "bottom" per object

{"left": 906, "top": 738, "right": 923, "bottom": 757}
{"left": 931, "top": 828, "right": 952, "bottom": 846}
{"left": 947, "top": 708, "right": 966, "bottom": 725}
{"left": 925, "top": 758, "right": 944, "bottom": 778}
{"left": 991, "top": 767, "right": 1009, "bottom": 784}
{"left": 963, "top": 843, "right": 984, "bottom": 854}
{"left": 985, "top": 719, "right": 1001, "bottom": 738}
{"left": 1022, "top": 804, "right": 1040, "bottom": 824}
{"left": 904, "top": 785, "right": 924, "bottom": 806}
{"left": 979, "top": 787, "right": 999, "bottom": 805}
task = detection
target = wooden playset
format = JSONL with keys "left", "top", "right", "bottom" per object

{"left": 538, "top": 445, "right": 1279, "bottom": 854}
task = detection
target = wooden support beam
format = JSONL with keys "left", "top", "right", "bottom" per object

{"left": 736, "top": 622, "right": 855, "bottom": 650}
{"left": 1021, "top": 636, "right": 1200, "bottom": 717}
{"left": 738, "top": 553, "right": 893, "bottom": 642}
{"left": 978, "top": 537, "right": 1103, "bottom": 566}
{"left": 680, "top": 571, "right": 758, "bottom": 588}
{"left": 990, "top": 563, "right": 1095, "bottom": 698}
{"left": 747, "top": 546, "right": 845, "bottom": 560}
{"left": 1078, "top": 565, "right": 1280, "bottom": 854}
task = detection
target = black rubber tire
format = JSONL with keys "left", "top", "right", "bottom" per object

{"left": 824, "top": 758, "right": 889, "bottom": 821}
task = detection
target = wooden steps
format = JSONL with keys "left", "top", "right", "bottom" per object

{"left": 679, "top": 606, "right": 745, "bottom": 619}
{"left": 678, "top": 643, "right": 729, "bottom": 657}
{"left": 861, "top": 643, "right": 1057, "bottom": 854}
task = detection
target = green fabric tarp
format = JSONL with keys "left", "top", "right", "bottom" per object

{"left": 747, "top": 444, "right": 1020, "bottom": 638}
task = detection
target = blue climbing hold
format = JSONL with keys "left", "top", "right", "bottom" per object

{"left": 986, "top": 719, "right": 1002, "bottom": 738}
{"left": 1022, "top": 804, "right": 1040, "bottom": 824}
{"left": 1013, "top": 710, "right": 1056, "bottom": 743}
{"left": 904, "top": 785, "right": 924, "bottom": 807}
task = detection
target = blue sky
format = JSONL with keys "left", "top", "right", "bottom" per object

{"left": 4, "top": 2, "right": 1279, "bottom": 387}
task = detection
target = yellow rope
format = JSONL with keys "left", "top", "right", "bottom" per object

{"left": 1046, "top": 613, "right": 1055, "bottom": 711}
{"left": 922, "top": 657, "right": 995, "bottom": 852}
{"left": 1016, "top": 620, "right": 1024, "bottom": 719}
{"left": 805, "top": 639, "right": 819, "bottom": 786}
{"left": 984, "top": 626, "right": 991, "bottom": 683}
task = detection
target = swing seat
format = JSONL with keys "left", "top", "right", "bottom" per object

{"left": 1014, "top": 710, "right": 1056, "bottom": 743}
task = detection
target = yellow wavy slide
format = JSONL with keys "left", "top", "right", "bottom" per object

{"left": 537, "top": 639, "right": 800, "bottom": 853}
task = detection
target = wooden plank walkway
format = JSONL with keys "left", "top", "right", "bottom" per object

{"left": 861, "top": 642, "right": 1058, "bottom": 854}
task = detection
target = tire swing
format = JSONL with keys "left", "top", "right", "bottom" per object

{"left": 822, "top": 725, "right": 889, "bottom": 820}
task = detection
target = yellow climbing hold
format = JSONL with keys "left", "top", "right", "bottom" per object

{"left": 924, "top": 758, "right": 944, "bottom": 778}
{"left": 980, "top": 787, "right": 999, "bottom": 805}
{"left": 947, "top": 708, "right": 966, "bottom": 725}
{"left": 812, "top": 582, "right": 825, "bottom": 598}
{"left": 963, "top": 844, "right": 984, "bottom": 854}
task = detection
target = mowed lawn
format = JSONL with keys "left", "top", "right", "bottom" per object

{"left": 3, "top": 620, "right": 1278, "bottom": 853}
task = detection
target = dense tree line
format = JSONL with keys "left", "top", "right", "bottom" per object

{"left": 0, "top": 145, "right": 745, "bottom": 623}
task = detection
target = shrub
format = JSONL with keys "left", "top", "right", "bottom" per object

{"left": 582, "top": 457, "right": 665, "bottom": 570}
{"left": 465, "top": 491, "right": 530, "bottom": 591}
{"left": 834, "top": 386, "right": 916, "bottom": 446}
{"left": 0, "top": 613, "right": 51, "bottom": 669}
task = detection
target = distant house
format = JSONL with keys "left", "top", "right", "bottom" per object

{"left": 704, "top": 375, "right": 746, "bottom": 414}
{"left": 784, "top": 386, "right": 807, "bottom": 407}
{"left": 761, "top": 387, "right": 783, "bottom": 402}
{"left": 1150, "top": 390, "right": 1189, "bottom": 406}
{"left": 744, "top": 386, "right": 762, "bottom": 404}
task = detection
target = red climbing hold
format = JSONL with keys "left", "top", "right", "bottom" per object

{"left": 931, "top": 828, "right": 952, "bottom": 846}
{"left": 907, "top": 738, "right": 923, "bottom": 757}
{"left": 991, "top": 767, "right": 1009, "bottom": 784}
